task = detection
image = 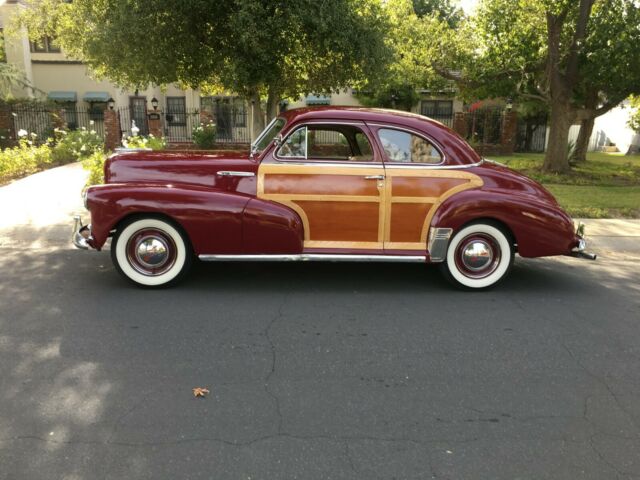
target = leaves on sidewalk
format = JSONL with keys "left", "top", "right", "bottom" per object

{"left": 192, "top": 387, "right": 210, "bottom": 398}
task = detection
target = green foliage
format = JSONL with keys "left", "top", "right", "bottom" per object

{"left": 497, "top": 151, "right": 640, "bottom": 218}
{"left": 122, "top": 134, "right": 167, "bottom": 150}
{"left": 82, "top": 150, "right": 108, "bottom": 186}
{"left": 16, "top": 0, "right": 391, "bottom": 122}
{"left": 51, "top": 127, "right": 103, "bottom": 164}
{"left": 0, "top": 125, "right": 105, "bottom": 183}
{"left": 628, "top": 95, "right": 640, "bottom": 133}
{"left": 192, "top": 121, "right": 217, "bottom": 149}
{"left": 357, "top": 83, "right": 421, "bottom": 111}
{"left": 0, "top": 138, "right": 52, "bottom": 183}
{"left": 412, "top": 0, "right": 462, "bottom": 26}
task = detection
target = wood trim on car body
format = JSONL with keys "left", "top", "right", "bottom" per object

{"left": 257, "top": 162, "right": 483, "bottom": 251}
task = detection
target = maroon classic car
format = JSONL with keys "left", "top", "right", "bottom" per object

{"left": 73, "top": 107, "right": 595, "bottom": 289}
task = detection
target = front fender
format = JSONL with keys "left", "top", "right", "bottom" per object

{"left": 86, "top": 183, "right": 251, "bottom": 254}
{"left": 431, "top": 189, "right": 579, "bottom": 258}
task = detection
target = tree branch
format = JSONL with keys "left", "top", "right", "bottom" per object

{"left": 565, "top": 0, "right": 596, "bottom": 86}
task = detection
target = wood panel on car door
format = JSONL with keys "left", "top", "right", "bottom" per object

{"left": 257, "top": 163, "right": 386, "bottom": 250}
{"left": 382, "top": 168, "right": 483, "bottom": 251}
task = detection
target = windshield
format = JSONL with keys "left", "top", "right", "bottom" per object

{"left": 253, "top": 117, "right": 286, "bottom": 154}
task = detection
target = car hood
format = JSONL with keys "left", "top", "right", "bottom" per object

{"left": 104, "top": 149, "right": 256, "bottom": 187}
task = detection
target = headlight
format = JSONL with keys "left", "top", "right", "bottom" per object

{"left": 82, "top": 190, "right": 88, "bottom": 209}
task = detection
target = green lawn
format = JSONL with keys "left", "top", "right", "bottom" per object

{"left": 490, "top": 152, "right": 640, "bottom": 218}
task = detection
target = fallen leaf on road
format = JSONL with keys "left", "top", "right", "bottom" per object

{"left": 192, "top": 387, "right": 210, "bottom": 398}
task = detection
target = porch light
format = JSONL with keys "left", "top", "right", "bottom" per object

{"left": 107, "top": 97, "right": 115, "bottom": 110}
{"left": 505, "top": 98, "right": 513, "bottom": 111}
{"left": 151, "top": 97, "right": 159, "bottom": 111}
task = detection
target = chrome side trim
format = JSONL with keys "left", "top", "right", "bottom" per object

{"left": 216, "top": 171, "right": 255, "bottom": 177}
{"left": 199, "top": 254, "right": 426, "bottom": 263}
{"left": 427, "top": 227, "right": 453, "bottom": 263}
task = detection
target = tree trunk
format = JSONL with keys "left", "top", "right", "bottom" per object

{"left": 266, "top": 87, "right": 281, "bottom": 122}
{"left": 573, "top": 116, "right": 595, "bottom": 163}
{"left": 249, "top": 90, "right": 265, "bottom": 143}
{"left": 543, "top": 102, "right": 573, "bottom": 173}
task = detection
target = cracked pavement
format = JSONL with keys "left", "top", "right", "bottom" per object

{"left": 1, "top": 164, "right": 640, "bottom": 479}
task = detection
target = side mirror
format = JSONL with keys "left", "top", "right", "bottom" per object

{"left": 274, "top": 134, "right": 283, "bottom": 147}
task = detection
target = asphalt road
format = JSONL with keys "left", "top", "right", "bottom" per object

{"left": 1, "top": 164, "right": 640, "bottom": 479}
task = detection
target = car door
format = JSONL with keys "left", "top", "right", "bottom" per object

{"left": 257, "top": 122, "right": 386, "bottom": 251}
{"left": 369, "top": 124, "right": 483, "bottom": 253}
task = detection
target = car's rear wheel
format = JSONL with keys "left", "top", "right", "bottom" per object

{"left": 439, "top": 221, "right": 514, "bottom": 290}
{"left": 111, "top": 216, "right": 193, "bottom": 287}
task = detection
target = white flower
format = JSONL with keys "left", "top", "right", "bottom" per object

{"left": 18, "top": 129, "right": 28, "bottom": 137}
{"left": 89, "top": 120, "right": 95, "bottom": 126}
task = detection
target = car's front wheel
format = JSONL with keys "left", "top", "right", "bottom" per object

{"left": 111, "top": 216, "right": 193, "bottom": 287}
{"left": 440, "top": 221, "right": 514, "bottom": 290}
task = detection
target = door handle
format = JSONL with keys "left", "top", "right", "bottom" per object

{"left": 364, "top": 175, "right": 385, "bottom": 180}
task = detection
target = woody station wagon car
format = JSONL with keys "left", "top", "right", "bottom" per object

{"left": 73, "top": 107, "right": 595, "bottom": 289}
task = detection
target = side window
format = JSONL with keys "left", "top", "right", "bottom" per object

{"left": 278, "top": 127, "right": 307, "bottom": 158}
{"left": 308, "top": 129, "right": 350, "bottom": 160}
{"left": 277, "top": 124, "right": 375, "bottom": 162}
{"left": 377, "top": 128, "right": 442, "bottom": 164}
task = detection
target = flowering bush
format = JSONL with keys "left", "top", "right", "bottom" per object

{"left": 122, "top": 133, "right": 167, "bottom": 150}
{"left": 51, "top": 125, "right": 104, "bottom": 164}
{"left": 192, "top": 121, "right": 217, "bottom": 149}
{"left": 0, "top": 136, "right": 53, "bottom": 183}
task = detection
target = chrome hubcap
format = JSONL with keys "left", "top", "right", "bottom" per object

{"left": 461, "top": 240, "right": 493, "bottom": 271}
{"left": 135, "top": 237, "right": 169, "bottom": 268}
{"left": 126, "top": 228, "right": 177, "bottom": 276}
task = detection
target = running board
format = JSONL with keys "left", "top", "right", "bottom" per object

{"left": 199, "top": 254, "right": 427, "bottom": 263}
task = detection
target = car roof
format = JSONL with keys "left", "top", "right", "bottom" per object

{"left": 277, "top": 106, "right": 481, "bottom": 166}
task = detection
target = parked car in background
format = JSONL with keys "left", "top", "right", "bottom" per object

{"left": 73, "top": 107, "right": 595, "bottom": 289}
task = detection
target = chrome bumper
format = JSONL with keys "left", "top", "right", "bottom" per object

{"left": 72, "top": 215, "right": 93, "bottom": 250}
{"left": 568, "top": 229, "right": 597, "bottom": 260}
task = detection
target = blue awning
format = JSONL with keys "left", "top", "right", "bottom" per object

{"left": 48, "top": 91, "right": 77, "bottom": 102}
{"left": 83, "top": 91, "right": 110, "bottom": 102}
{"left": 305, "top": 94, "right": 331, "bottom": 105}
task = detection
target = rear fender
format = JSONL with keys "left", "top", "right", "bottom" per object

{"left": 430, "top": 189, "right": 579, "bottom": 257}
{"left": 86, "top": 183, "right": 251, "bottom": 254}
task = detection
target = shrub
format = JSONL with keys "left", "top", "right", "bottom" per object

{"left": 192, "top": 121, "right": 217, "bottom": 148}
{"left": 82, "top": 150, "right": 108, "bottom": 186}
{"left": 51, "top": 126, "right": 104, "bottom": 164}
{"left": 122, "top": 133, "right": 167, "bottom": 150}
{"left": 0, "top": 137, "right": 52, "bottom": 183}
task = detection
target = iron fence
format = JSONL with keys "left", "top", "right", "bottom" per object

{"left": 8, "top": 106, "right": 105, "bottom": 143}
{"left": 516, "top": 114, "right": 548, "bottom": 152}
{"left": 462, "top": 108, "right": 504, "bottom": 145}
{"left": 118, "top": 105, "right": 250, "bottom": 144}
{"left": 423, "top": 113, "right": 454, "bottom": 128}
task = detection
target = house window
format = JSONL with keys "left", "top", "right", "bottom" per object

{"left": 420, "top": 100, "right": 453, "bottom": 118}
{"left": 166, "top": 97, "right": 186, "bottom": 126}
{"left": 30, "top": 36, "right": 61, "bottom": 53}
{"left": 59, "top": 101, "right": 78, "bottom": 129}
{"left": 88, "top": 103, "right": 107, "bottom": 122}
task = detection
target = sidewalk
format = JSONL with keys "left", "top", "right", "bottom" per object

{"left": 0, "top": 162, "right": 639, "bottom": 258}
{"left": 0, "top": 162, "right": 87, "bottom": 249}
{"left": 576, "top": 218, "right": 640, "bottom": 259}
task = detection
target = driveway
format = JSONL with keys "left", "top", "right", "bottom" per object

{"left": 1, "top": 164, "right": 640, "bottom": 479}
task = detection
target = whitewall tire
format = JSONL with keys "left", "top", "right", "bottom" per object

{"left": 111, "top": 217, "right": 193, "bottom": 287}
{"left": 440, "top": 222, "right": 514, "bottom": 290}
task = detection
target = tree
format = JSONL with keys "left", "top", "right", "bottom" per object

{"left": 441, "top": 0, "right": 640, "bottom": 172}
{"left": 357, "top": 0, "right": 460, "bottom": 111}
{"left": 628, "top": 96, "right": 640, "bottom": 134}
{"left": 17, "top": 0, "right": 391, "bottom": 139}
